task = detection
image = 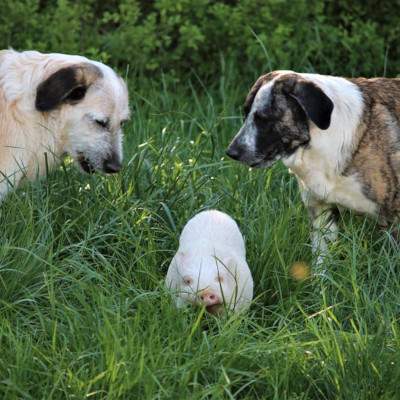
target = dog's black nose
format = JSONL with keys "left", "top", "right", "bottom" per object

{"left": 226, "top": 145, "right": 241, "bottom": 161}
{"left": 103, "top": 156, "right": 122, "bottom": 173}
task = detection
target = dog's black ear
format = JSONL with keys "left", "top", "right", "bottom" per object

{"left": 35, "top": 63, "right": 102, "bottom": 112}
{"left": 289, "top": 80, "right": 334, "bottom": 130}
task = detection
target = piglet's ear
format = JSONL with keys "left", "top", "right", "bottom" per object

{"left": 35, "top": 63, "right": 102, "bottom": 112}
{"left": 289, "top": 80, "right": 334, "bottom": 130}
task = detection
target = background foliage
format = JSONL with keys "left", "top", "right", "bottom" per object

{"left": 1, "top": 0, "right": 398, "bottom": 78}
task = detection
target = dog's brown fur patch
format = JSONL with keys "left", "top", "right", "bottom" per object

{"left": 345, "top": 78, "right": 400, "bottom": 221}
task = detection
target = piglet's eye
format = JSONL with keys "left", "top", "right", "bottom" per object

{"left": 183, "top": 276, "right": 193, "bottom": 285}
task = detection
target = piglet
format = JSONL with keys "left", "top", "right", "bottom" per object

{"left": 166, "top": 210, "right": 253, "bottom": 314}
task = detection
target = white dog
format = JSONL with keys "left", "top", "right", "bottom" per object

{"left": 0, "top": 49, "right": 130, "bottom": 201}
{"left": 166, "top": 210, "right": 254, "bottom": 314}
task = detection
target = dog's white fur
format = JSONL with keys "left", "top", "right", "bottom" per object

{"left": 166, "top": 210, "right": 254, "bottom": 314}
{"left": 0, "top": 50, "right": 130, "bottom": 201}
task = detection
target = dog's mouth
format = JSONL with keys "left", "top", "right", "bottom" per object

{"left": 249, "top": 160, "right": 265, "bottom": 168}
{"left": 227, "top": 148, "right": 280, "bottom": 169}
{"left": 249, "top": 159, "right": 274, "bottom": 169}
{"left": 77, "top": 154, "right": 95, "bottom": 174}
{"left": 249, "top": 154, "right": 281, "bottom": 169}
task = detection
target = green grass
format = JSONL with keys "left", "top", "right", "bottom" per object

{"left": 1, "top": 73, "right": 400, "bottom": 399}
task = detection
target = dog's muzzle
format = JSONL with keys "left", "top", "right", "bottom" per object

{"left": 226, "top": 142, "right": 246, "bottom": 161}
{"left": 77, "top": 152, "right": 122, "bottom": 174}
{"left": 78, "top": 154, "right": 95, "bottom": 174}
{"left": 226, "top": 145, "right": 241, "bottom": 161}
{"left": 103, "top": 153, "right": 122, "bottom": 174}
{"left": 226, "top": 141, "right": 267, "bottom": 168}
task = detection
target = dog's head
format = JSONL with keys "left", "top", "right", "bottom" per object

{"left": 35, "top": 61, "right": 129, "bottom": 174}
{"left": 226, "top": 72, "right": 334, "bottom": 168}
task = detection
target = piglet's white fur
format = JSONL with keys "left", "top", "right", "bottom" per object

{"left": 166, "top": 210, "right": 253, "bottom": 314}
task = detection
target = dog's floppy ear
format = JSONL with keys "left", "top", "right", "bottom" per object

{"left": 289, "top": 80, "right": 334, "bottom": 130}
{"left": 35, "top": 63, "right": 102, "bottom": 112}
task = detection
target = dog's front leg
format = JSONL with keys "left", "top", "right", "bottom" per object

{"left": 309, "top": 204, "right": 339, "bottom": 270}
{"left": 300, "top": 189, "right": 339, "bottom": 271}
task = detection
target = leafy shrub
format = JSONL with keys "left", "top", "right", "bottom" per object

{"left": 0, "top": 0, "right": 398, "bottom": 78}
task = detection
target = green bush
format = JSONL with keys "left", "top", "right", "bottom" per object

{"left": 0, "top": 0, "right": 398, "bottom": 78}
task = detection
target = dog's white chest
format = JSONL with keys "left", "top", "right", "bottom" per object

{"left": 286, "top": 152, "right": 378, "bottom": 215}
{"left": 302, "top": 172, "right": 376, "bottom": 214}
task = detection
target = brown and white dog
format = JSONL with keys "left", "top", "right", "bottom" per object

{"left": 227, "top": 71, "right": 400, "bottom": 265}
{"left": 0, "top": 50, "right": 130, "bottom": 201}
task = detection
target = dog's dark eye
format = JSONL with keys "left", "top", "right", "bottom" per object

{"left": 95, "top": 119, "right": 109, "bottom": 129}
{"left": 120, "top": 119, "right": 128, "bottom": 128}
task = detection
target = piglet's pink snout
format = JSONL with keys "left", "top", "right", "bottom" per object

{"left": 198, "top": 290, "right": 221, "bottom": 306}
